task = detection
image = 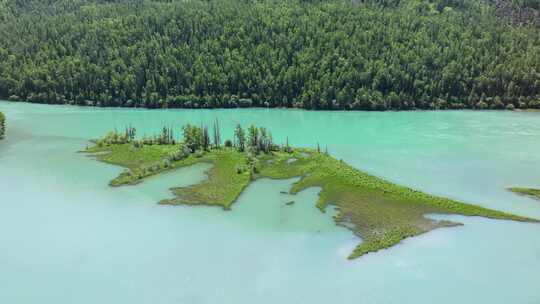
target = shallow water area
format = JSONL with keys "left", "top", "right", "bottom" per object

{"left": 1, "top": 101, "right": 540, "bottom": 303}
{"left": 130, "top": 162, "right": 212, "bottom": 201}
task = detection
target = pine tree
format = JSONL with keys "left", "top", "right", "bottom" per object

{"left": 248, "top": 125, "right": 259, "bottom": 152}
{"left": 284, "top": 137, "right": 291, "bottom": 153}
{"left": 183, "top": 124, "right": 203, "bottom": 151}
{"left": 213, "top": 118, "right": 221, "bottom": 148}
{"left": 234, "top": 124, "right": 245, "bottom": 152}
{"left": 202, "top": 125, "right": 210, "bottom": 151}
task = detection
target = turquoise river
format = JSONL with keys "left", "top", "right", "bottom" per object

{"left": 1, "top": 101, "right": 540, "bottom": 303}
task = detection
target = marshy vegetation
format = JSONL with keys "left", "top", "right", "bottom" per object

{"left": 84, "top": 121, "right": 539, "bottom": 258}
{"left": 509, "top": 187, "right": 540, "bottom": 201}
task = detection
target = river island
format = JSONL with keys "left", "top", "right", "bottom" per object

{"left": 509, "top": 188, "right": 540, "bottom": 201}
{"left": 83, "top": 123, "right": 539, "bottom": 259}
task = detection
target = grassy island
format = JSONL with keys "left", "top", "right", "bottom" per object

{"left": 84, "top": 123, "right": 539, "bottom": 259}
{"left": 509, "top": 187, "right": 540, "bottom": 201}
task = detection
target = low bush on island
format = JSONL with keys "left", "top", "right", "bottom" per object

{"left": 0, "top": 112, "right": 5, "bottom": 139}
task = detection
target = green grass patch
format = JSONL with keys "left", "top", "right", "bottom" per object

{"left": 84, "top": 143, "right": 199, "bottom": 186}
{"left": 509, "top": 187, "right": 540, "bottom": 201}
{"left": 161, "top": 149, "right": 251, "bottom": 210}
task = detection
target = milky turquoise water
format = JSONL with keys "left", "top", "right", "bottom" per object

{"left": 1, "top": 101, "right": 540, "bottom": 303}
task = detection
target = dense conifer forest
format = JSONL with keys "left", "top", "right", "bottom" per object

{"left": 0, "top": 0, "right": 538, "bottom": 110}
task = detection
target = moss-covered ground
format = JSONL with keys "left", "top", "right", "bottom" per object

{"left": 84, "top": 143, "right": 539, "bottom": 259}
{"left": 509, "top": 187, "right": 540, "bottom": 201}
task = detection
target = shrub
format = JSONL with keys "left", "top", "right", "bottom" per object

{"left": 0, "top": 112, "right": 5, "bottom": 139}
{"left": 475, "top": 101, "right": 488, "bottom": 109}
{"left": 194, "top": 150, "right": 204, "bottom": 158}
{"left": 529, "top": 99, "right": 540, "bottom": 109}
{"left": 169, "top": 147, "right": 189, "bottom": 161}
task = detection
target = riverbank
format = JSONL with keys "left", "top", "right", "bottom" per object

{"left": 84, "top": 136, "right": 539, "bottom": 259}
{"left": 5, "top": 97, "right": 540, "bottom": 111}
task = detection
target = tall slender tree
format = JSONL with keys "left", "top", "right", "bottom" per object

{"left": 248, "top": 125, "right": 259, "bottom": 152}
{"left": 202, "top": 125, "right": 210, "bottom": 151}
{"left": 213, "top": 118, "right": 221, "bottom": 148}
{"left": 234, "top": 124, "right": 246, "bottom": 152}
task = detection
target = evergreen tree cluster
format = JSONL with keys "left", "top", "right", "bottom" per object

{"left": 96, "top": 125, "right": 176, "bottom": 146}
{"left": 0, "top": 0, "right": 538, "bottom": 110}
{"left": 181, "top": 122, "right": 277, "bottom": 154}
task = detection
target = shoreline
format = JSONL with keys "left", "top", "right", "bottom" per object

{"left": 2, "top": 99, "right": 539, "bottom": 113}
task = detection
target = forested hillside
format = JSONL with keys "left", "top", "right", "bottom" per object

{"left": 0, "top": 0, "right": 538, "bottom": 110}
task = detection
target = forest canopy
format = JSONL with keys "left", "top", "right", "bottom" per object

{"left": 0, "top": 0, "right": 538, "bottom": 110}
